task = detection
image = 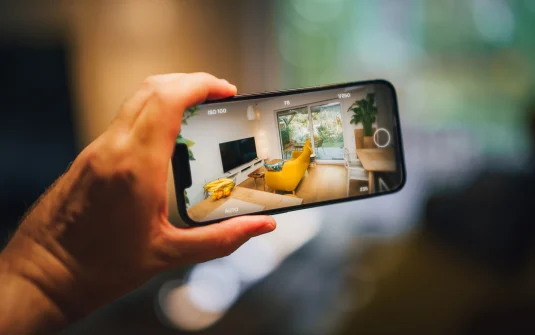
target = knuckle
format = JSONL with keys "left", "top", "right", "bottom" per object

{"left": 108, "top": 132, "right": 130, "bottom": 155}
{"left": 142, "top": 76, "right": 164, "bottom": 102}
{"left": 142, "top": 77, "right": 162, "bottom": 98}
{"left": 78, "top": 145, "right": 106, "bottom": 179}
{"left": 78, "top": 138, "right": 136, "bottom": 185}
{"left": 143, "top": 75, "right": 159, "bottom": 88}
{"left": 194, "top": 72, "right": 218, "bottom": 85}
{"left": 108, "top": 144, "right": 136, "bottom": 183}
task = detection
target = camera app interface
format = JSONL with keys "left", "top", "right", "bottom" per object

{"left": 177, "top": 82, "right": 403, "bottom": 222}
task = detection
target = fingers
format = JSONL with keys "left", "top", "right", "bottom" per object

{"left": 162, "top": 216, "right": 276, "bottom": 266}
{"left": 129, "top": 73, "right": 237, "bottom": 154}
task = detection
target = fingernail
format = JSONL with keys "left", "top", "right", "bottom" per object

{"left": 257, "top": 217, "right": 276, "bottom": 234}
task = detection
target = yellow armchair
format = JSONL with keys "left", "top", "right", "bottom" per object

{"left": 265, "top": 140, "right": 312, "bottom": 194}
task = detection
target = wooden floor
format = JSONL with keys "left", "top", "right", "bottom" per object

{"left": 187, "top": 186, "right": 303, "bottom": 222}
{"left": 238, "top": 164, "right": 368, "bottom": 204}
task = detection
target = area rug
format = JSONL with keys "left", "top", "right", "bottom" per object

{"left": 203, "top": 198, "right": 265, "bottom": 221}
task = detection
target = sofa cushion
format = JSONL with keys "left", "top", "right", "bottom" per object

{"left": 264, "top": 161, "right": 285, "bottom": 172}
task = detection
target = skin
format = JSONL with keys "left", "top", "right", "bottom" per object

{"left": 0, "top": 73, "right": 276, "bottom": 335}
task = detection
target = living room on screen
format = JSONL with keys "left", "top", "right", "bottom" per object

{"left": 178, "top": 83, "right": 400, "bottom": 222}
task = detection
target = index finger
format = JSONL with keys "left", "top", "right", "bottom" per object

{"left": 131, "top": 73, "right": 237, "bottom": 153}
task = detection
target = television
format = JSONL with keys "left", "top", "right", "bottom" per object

{"left": 219, "top": 137, "right": 258, "bottom": 173}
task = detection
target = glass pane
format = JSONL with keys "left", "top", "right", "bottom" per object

{"left": 311, "top": 102, "right": 344, "bottom": 160}
{"left": 277, "top": 107, "right": 310, "bottom": 160}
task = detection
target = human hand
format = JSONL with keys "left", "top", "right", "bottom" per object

{"left": 0, "top": 73, "right": 276, "bottom": 334}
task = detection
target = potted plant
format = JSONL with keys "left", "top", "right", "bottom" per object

{"left": 347, "top": 93, "right": 377, "bottom": 148}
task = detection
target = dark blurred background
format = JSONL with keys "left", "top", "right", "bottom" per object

{"left": 1, "top": 0, "right": 535, "bottom": 334}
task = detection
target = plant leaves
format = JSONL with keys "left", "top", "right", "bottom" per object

{"left": 182, "top": 106, "right": 199, "bottom": 126}
{"left": 176, "top": 135, "right": 194, "bottom": 147}
{"left": 177, "top": 107, "right": 198, "bottom": 166}
{"left": 347, "top": 94, "right": 377, "bottom": 131}
{"left": 185, "top": 138, "right": 195, "bottom": 147}
{"left": 184, "top": 190, "right": 190, "bottom": 206}
{"left": 351, "top": 115, "right": 362, "bottom": 124}
{"left": 366, "top": 93, "right": 375, "bottom": 107}
{"left": 184, "top": 106, "right": 199, "bottom": 117}
{"left": 348, "top": 101, "right": 361, "bottom": 110}
{"left": 189, "top": 106, "right": 200, "bottom": 115}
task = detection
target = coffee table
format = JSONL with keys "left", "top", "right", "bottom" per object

{"left": 248, "top": 167, "right": 265, "bottom": 191}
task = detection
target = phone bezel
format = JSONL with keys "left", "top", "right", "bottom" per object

{"left": 172, "top": 79, "right": 406, "bottom": 226}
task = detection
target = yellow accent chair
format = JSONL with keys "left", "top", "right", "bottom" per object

{"left": 265, "top": 140, "right": 312, "bottom": 194}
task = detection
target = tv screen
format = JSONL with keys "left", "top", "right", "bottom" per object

{"left": 219, "top": 137, "right": 258, "bottom": 172}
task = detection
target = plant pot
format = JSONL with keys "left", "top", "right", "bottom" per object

{"left": 363, "top": 136, "right": 375, "bottom": 149}
{"left": 354, "top": 128, "right": 376, "bottom": 150}
{"left": 354, "top": 130, "right": 364, "bottom": 149}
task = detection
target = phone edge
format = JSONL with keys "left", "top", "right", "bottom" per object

{"left": 173, "top": 79, "right": 407, "bottom": 227}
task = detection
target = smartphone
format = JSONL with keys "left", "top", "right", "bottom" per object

{"left": 172, "top": 80, "right": 406, "bottom": 226}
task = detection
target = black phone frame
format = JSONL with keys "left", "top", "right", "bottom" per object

{"left": 172, "top": 79, "right": 406, "bottom": 226}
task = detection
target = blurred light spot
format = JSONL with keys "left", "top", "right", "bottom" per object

{"left": 158, "top": 282, "right": 223, "bottom": 331}
{"left": 355, "top": 31, "right": 410, "bottom": 73}
{"left": 426, "top": 1, "right": 457, "bottom": 22}
{"left": 491, "top": 51, "right": 532, "bottom": 98}
{"left": 277, "top": 27, "right": 335, "bottom": 69}
{"left": 226, "top": 238, "right": 278, "bottom": 283}
{"left": 290, "top": 0, "right": 345, "bottom": 23}
{"left": 472, "top": 0, "right": 515, "bottom": 44}
{"left": 157, "top": 263, "right": 242, "bottom": 331}
{"left": 265, "top": 209, "right": 323, "bottom": 257}
{"left": 287, "top": 10, "right": 329, "bottom": 35}
{"left": 187, "top": 262, "right": 242, "bottom": 314}
{"left": 157, "top": 210, "right": 324, "bottom": 331}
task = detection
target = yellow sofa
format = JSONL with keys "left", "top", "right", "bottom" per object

{"left": 265, "top": 140, "right": 312, "bottom": 194}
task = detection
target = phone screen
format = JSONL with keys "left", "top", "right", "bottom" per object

{"left": 173, "top": 80, "right": 405, "bottom": 224}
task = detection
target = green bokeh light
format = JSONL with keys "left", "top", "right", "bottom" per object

{"left": 275, "top": 0, "right": 535, "bottom": 155}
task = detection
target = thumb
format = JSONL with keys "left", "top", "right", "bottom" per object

{"left": 162, "top": 216, "right": 276, "bottom": 265}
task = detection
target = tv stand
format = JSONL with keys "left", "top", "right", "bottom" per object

{"left": 224, "top": 158, "right": 264, "bottom": 186}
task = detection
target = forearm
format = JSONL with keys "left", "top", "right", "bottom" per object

{"left": 0, "top": 176, "right": 74, "bottom": 334}
{"left": 0, "top": 268, "right": 67, "bottom": 335}
{"left": 0, "top": 248, "right": 68, "bottom": 335}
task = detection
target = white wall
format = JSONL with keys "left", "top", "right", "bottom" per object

{"left": 374, "top": 83, "right": 397, "bottom": 146}
{"left": 182, "top": 100, "right": 260, "bottom": 205}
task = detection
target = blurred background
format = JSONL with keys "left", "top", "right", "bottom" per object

{"left": 1, "top": 0, "right": 535, "bottom": 334}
